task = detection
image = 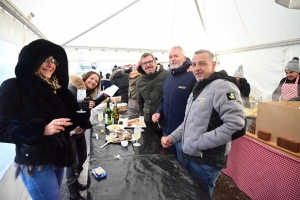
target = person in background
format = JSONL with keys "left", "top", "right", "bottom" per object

{"left": 101, "top": 73, "right": 111, "bottom": 91}
{"left": 112, "top": 65, "right": 118, "bottom": 73}
{"left": 125, "top": 68, "right": 132, "bottom": 74}
{"left": 127, "top": 62, "right": 142, "bottom": 111}
{"left": 218, "top": 69, "right": 228, "bottom": 76}
{"left": 67, "top": 71, "right": 108, "bottom": 199}
{"left": 137, "top": 53, "right": 169, "bottom": 137}
{"left": 272, "top": 60, "right": 300, "bottom": 101}
{"left": 110, "top": 68, "right": 129, "bottom": 103}
{"left": 0, "top": 39, "right": 92, "bottom": 200}
{"left": 161, "top": 49, "right": 246, "bottom": 197}
{"left": 152, "top": 46, "right": 196, "bottom": 163}
{"left": 233, "top": 65, "right": 251, "bottom": 108}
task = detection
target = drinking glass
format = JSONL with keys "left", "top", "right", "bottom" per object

{"left": 77, "top": 89, "right": 86, "bottom": 113}
{"left": 138, "top": 116, "right": 144, "bottom": 127}
{"left": 98, "top": 111, "right": 104, "bottom": 126}
{"left": 133, "top": 127, "right": 142, "bottom": 147}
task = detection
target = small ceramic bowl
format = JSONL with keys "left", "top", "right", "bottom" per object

{"left": 121, "top": 140, "right": 128, "bottom": 147}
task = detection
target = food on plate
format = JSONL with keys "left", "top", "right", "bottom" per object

{"left": 106, "top": 129, "right": 132, "bottom": 143}
{"left": 244, "top": 108, "right": 257, "bottom": 117}
{"left": 127, "top": 118, "right": 142, "bottom": 127}
{"left": 106, "top": 124, "right": 124, "bottom": 131}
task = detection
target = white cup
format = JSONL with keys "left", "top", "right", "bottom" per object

{"left": 121, "top": 140, "right": 128, "bottom": 147}
{"left": 122, "top": 118, "right": 128, "bottom": 126}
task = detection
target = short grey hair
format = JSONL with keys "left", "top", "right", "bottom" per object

{"left": 170, "top": 46, "right": 185, "bottom": 56}
{"left": 194, "top": 49, "right": 215, "bottom": 61}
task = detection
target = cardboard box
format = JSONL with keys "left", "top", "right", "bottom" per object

{"left": 255, "top": 102, "right": 300, "bottom": 144}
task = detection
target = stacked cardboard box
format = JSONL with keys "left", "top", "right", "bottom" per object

{"left": 255, "top": 102, "right": 300, "bottom": 153}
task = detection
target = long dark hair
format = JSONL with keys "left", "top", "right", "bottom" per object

{"left": 82, "top": 71, "right": 101, "bottom": 91}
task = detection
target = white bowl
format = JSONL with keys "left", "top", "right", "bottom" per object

{"left": 106, "top": 124, "right": 124, "bottom": 132}
{"left": 121, "top": 140, "right": 128, "bottom": 147}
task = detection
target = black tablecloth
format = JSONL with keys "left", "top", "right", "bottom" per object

{"left": 87, "top": 109, "right": 211, "bottom": 200}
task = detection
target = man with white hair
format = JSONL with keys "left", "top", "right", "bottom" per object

{"left": 152, "top": 46, "right": 196, "bottom": 163}
{"left": 161, "top": 49, "right": 246, "bottom": 197}
{"left": 272, "top": 59, "right": 300, "bottom": 101}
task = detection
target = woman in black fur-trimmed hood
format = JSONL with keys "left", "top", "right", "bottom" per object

{"left": 0, "top": 39, "right": 91, "bottom": 200}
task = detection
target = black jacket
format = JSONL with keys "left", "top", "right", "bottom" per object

{"left": 136, "top": 65, "right": 169, "bottom": 129}
{"left": 110, "top": 69, "right": 129, "bottom": 103}
{"left": 0, "top": 39, "right": 91, "bottom": 167}
{"left": 238, "top": 78, "right": 251, "bottom": 108}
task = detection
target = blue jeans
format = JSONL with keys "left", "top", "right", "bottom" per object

{"left": 66, "top": 133, "right": 87, "bottom": 179}
{"left": 184, "top": 159, "right": 221, "bottom": 197}
{"left": 20, "top": 164, "right": 64, "bottom": 200}
{"left": 163, "top": 132, "right": 184, "bottom": 164}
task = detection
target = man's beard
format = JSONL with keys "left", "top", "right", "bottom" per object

{"left": 170, "top": 63, "right": 182, "bottom": 69}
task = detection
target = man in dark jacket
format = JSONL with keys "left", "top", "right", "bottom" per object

{"left": 272, "top": 60, "right": 300, "bottom": 101}
{"left": 152, "top": 46, "right": 196, "bottom": 163}
{"left": 109, "top": 69, "right": 129, "bottom": 103}
{"left": 137, "top": 53, "right": 169, "bottom": 137}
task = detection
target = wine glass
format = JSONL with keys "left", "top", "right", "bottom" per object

{"left": 133, "top": 127, "right": 142, "bottom": 147}
{"left": 98, "top": 111, "right": 104, "bottom": 126}
{"left": 77, "top": 89, "right": 86, "bottom": 113}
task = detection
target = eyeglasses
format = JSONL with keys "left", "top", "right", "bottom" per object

{"left": 45, "top": 58, "right": 59, "bottom": 66}
{"left": 141, "top": 60, "right": 154, "bottom": 66}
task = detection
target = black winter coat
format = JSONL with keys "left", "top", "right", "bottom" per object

{"left": 0, "top": 39, "right": 91, "bottom": 167}
{"left": 110, "top": 69, "right": 129, "bottom": 103}
{"left": 238, "top": 78, "right": 250, "bottom": 108}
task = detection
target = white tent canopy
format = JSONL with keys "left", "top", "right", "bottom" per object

{"left": 1, "top": 0, "right": 300, "bottom": 98}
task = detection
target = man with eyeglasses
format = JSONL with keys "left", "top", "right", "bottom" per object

{"left": 161, "top": 49, "right": 246, "bottom": 197}
{"left": 136, "top": 53, "right": 169, "bottom": 137}
{"left": 152, "top": 46, "right": 196, "bottom": 163}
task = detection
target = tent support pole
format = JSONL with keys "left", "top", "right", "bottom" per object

{"left": 64, "top": 45, "right": 167, "bottom": 53}
{"left": 0, "top": 0, "right": 46, "bottom": 39}
{"left": 61, "top": 0, "right": 140, "bottom": 46}
{"left": 194, "top": 0, "right": 207, "bottom": 36}
{"left": 216, "top": 38, "right": 300, "bottom": 55}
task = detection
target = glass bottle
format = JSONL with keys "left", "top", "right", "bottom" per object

{"left": 112, "top": 101, "right": 119, "bottom": 124}
{"left": 105, "top": 100, "right": 112, "bottom": 128}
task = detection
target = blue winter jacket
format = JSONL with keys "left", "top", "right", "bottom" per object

{"left": 156, "top": 58, "right": 197, "bottom": 135}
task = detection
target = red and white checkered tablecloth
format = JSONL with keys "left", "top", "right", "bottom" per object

{"left": 222, "top": 136, "right": 300, "bottom": 200}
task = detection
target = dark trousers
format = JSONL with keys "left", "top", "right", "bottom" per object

{"left": 66, "top": 132, "right": 87, "bottom": 179}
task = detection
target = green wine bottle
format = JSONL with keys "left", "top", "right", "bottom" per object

{"left": 112, "top": 101, "right": 119, "bottom": 124}
{"left": 105, "top": 100, "right": 112, "bottom": 128}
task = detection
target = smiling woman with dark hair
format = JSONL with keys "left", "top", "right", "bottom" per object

{"left": 67, "top": 71, "right": 108, "bottom": 199}
{"left": 0, "top": 39, "right": 92, "bottom": 200}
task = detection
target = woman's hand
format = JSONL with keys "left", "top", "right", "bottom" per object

{"left": 44, "top": 118, "right": 73, "bottom": 136}
{"left": 89, "top": 101, "right": 95, "bottom": 109}
{"left": 70, "top": 126, "right": 85, "bottom": 136}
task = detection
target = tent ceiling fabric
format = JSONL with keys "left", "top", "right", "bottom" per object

{"left": 7, "top": 0, "right": 300, "bottom": 53}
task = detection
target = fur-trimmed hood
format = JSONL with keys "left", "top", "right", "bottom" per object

{"left": 15, "top": 39, "right": 69, "bottom": 88}
{"left": 109, "top": 69, "right": 125, "bottom": 80}
{"left": 68, "top": 74, "right": 98, "bottom": 98}
{"left": 69, "top": 74, "right": 86, "bottom": 90}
